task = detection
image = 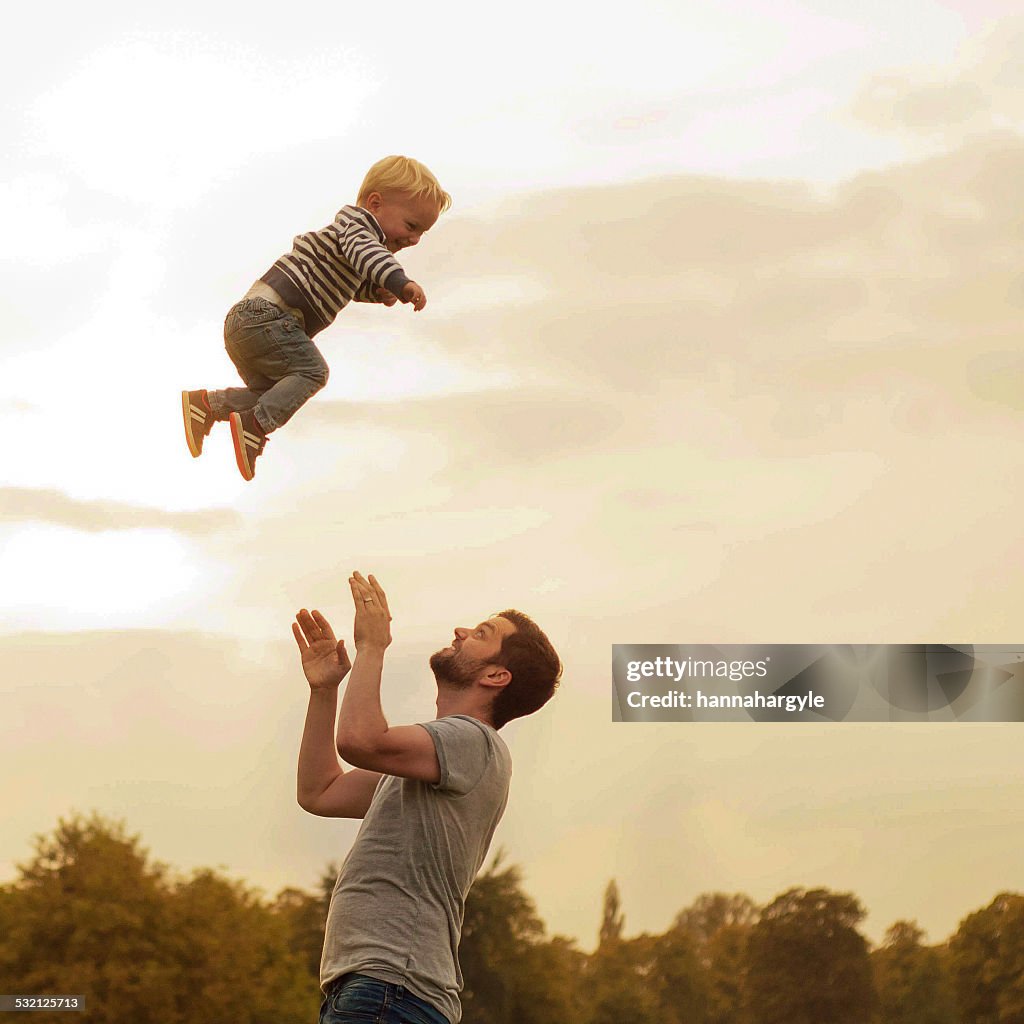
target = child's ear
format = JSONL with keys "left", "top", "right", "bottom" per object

{"left": 364, "top": 191, "right": 383, "bottom": 211}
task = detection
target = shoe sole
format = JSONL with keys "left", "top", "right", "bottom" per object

{"left": 182, "top": 391, "right": 203, "bottom": 458}
{"left": 229, "top": 412, "right": 256, "bottom": 481}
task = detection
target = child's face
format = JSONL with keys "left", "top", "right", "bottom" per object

{"left": 364, "top": 191, "right": 441, "bottom": 252}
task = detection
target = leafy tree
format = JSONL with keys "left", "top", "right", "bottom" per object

{"left": 585, "top": 933, "right": 662, "bottom": 1024}
{"left": 459, "top": 854, "right": 581, "bottom": 1024}
{"left": 272, "top": 885, "right": 327, "bottom": 980}
{"left": 949, "top": 892, "right": 1024, "bottom": 1024}
{"left": 676, "top": 892, "right": 759, "bottom": 1024}
{"left": 165, "top": 868, "right": 314, "bottom": 1024}
{"left": 871, "top": 921, "right": 955, "bottom": 1024}
{"left": 585, "top": 879, "right": 643, "bottom": 1023}
{"left": 745, "top": 887, "right": 876, "bottom": 1024}
{"left": 645, "top": 923, "right": 711, "bottom": 1024}
{"left": 676, "top": 892, "right": 759, "bottom": 948}
{"left": 583, "top": 881, "right": 708, "bottom": 1024}
{"left": 598, "top": 879, "right": 625, "bottom": 947}
{"left": 0, "top": 813, "right": 177, "bottom": 1022}
{"left": 0, "top": 813, "right": 317, "bottom": 1024}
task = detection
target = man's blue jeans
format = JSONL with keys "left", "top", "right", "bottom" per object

{"left": 319, "top": 973, "right": 450, "bottom": 1024}
{"left": 207, "top": 296, "right": 329, "bottom": 433}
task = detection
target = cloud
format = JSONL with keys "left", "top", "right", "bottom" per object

{"left": 7, "top": 102, "right": 1024, "bottom": 667}
{"left": 849, "top": 76, "right": 990, "bottom": 135}
{"left": 0, "top": 488, "right": 239, "bottom": 535}
{"left": 26, "top": 33, "right": 377, "bottom": 206}
{"left": 410, "top": 135, "right": 1024, "bottom": 407}
{"left": 0, "top": 260, "right": 111, "bottom": 355}
{"left": 966, "top": 351, "right": 1024, "bottom": 410}
{"left": 0, "top": 175, "right": 124, "bottom": 353}
{"left": 15, "top": 135, "right": 1012, "bottom": 655}
{"left": 149, "top": 135, "right": 1024, "bottom": 650}
{"left": 303, "top": 388, "right": 624, "bottom": 467}
{"left": 847, "top": 15, "right": 1024, "bottom": 138}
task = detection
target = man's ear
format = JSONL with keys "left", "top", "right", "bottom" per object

{"left": 480, "top": 666, "right": 511, "bottom": 689}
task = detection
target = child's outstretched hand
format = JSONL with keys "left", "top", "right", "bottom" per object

{"left": 401, "top": 281, "right": 427, "bottom": 311}
{"left": 375, "top": 287, "right": 398, "bottom": 306}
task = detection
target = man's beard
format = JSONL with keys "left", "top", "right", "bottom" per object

{"left": 429, "top": 647, "right": 484, "bottom": 690}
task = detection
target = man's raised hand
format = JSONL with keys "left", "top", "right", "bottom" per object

{"left": 349, "top": 571, "right": 393, "bottom": 652}
{"left": 292, "top": 608, "right": 352, "bottom": 689}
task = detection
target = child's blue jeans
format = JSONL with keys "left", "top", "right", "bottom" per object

{"left": 207, "top": 296, "right": 329, "bottom": 433}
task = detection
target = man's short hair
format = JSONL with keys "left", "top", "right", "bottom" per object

{"left": 357, "top": 155, "right": 452, "bottom": 213}
{"left": 489, "top": 610, "right": 561, "bottom": 729}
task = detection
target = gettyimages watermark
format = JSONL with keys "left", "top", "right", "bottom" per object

{"left": 612, "top": 645, "right": 1024, "bottom": 722}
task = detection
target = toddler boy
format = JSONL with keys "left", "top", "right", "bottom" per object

{"left": 182, "top": 155, "right": 450, "bottom": 480}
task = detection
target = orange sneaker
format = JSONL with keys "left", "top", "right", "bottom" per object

{"left": 229, "top": 409, "right": 267, "bottom": 481}
{"left": 182, "top": 390, "right": 215, "bottom": 457}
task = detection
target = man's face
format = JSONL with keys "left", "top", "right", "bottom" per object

{"left": 430, "top": 616, "right": 516, "bottom": 688}
{"left": 365, "top": 191, "right": 441, "bottom": 252}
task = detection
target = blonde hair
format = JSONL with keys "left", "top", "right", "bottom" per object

{"left": 357, "top": 155, "right": 452, "bottom": 213}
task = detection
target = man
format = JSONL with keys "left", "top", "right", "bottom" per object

{"left": 294, "top": 571, "right": 561, "bottom": 1024}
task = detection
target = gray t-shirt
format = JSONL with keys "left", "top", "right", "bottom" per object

{"left": 321, "top": 714, "right": 512, "bottom": 1023}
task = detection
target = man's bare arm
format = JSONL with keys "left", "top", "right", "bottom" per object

{"left": 335, "top": 573, "right": 441, "bottom": 784}
{"left": 293, "top": 608, "right": 383, "bottom": 817}
{"left": 297, "top": 684, "right": 383, "bottom": 817}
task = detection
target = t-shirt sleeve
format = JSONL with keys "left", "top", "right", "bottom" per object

{"left": 420, "top": 716, "right": 494, "bottom": 795}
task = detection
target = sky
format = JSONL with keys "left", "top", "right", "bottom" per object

{"left": 3, "top": 0, "right": 1024, "bottom": 954}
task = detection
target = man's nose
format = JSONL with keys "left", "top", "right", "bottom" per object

{"left": 454, "top": 627, "right": 469, "bottom": 640}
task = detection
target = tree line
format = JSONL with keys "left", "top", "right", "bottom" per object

{"left": 0, "top": 813, "right": 1021, "bottom": 1023}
